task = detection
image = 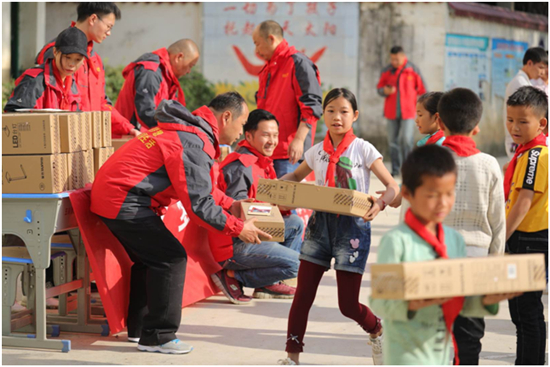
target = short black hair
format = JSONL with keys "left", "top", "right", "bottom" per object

{"left": 77, "top": 3, "right": 122, "bottom": 22}
{"left": 438, "top": 88, "right": 483, "bottom": 134}
{"left": 323, "top": 88, "right": 358, "bottom": 112}
{"left": 417, "top": 92, "right": 444, "bottom": 116}
{"left": 258, "top": 20, "right": 284, "bottom": 39}
{"left": 244, "top": 109, "right": 279, "bottom": 133}
{"left": 507, "top": 86, "right": 548, "bottom": 119}
{"left": 209, "top": 91, "right": 246, "bottom": 118}
{"left": 402, "top": 145, "right": 457, "bottom": 195}
{"left": 523, "top": 47, "right": 548, "bottom": 65}
{"left": 390, "top": 46, "right": 404, "bottom": 54}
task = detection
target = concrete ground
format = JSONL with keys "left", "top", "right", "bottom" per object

{"left": 3, "top": 162, "right": 548, "bottom": 365}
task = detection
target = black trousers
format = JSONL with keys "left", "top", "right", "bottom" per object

{"left": 507, "top": 229, "right": 548, "bottom": 365}
{"left": 453, "top": 315, "right": 485, "bottom": 365}
{"left": 101, "top": 215, "right": 187, "bottom": 346}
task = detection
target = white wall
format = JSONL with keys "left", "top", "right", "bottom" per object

{"left": 18, "top": 2, "right": 46, "bottom": 71}
{"left": 3, "top": 2, "right": 11, "bottom": 81}
{"left": 45, "top": 3, "right": 203, "bottom": 69}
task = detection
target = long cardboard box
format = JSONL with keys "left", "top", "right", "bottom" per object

{"left": 93, "top": 147, "right": 115, "bottom": 174}
{"left": 2, "top": 154, "right": 68, "bottom": 193}
{"left": 241, "top": 202, "right": 285, "bottom": 242}
{"left": 370, "top": 254, "right": 546, "bottom": 300}
{"left": 67, "top": 150, "right": 95, "bottom": 190}
{"left": 91, "top": 111, "right": 103, "bottom": 148}
{"left": 256, "top": 179, "right": 373, "bottom": 217}
{"left": 101, "top": 111, "right": 112, "bottom": 147}
{"left": 2, "top": 113, "right": 61, "bottom": 155}
{"left": 58, "top": 113, "right": 80, "bottom": 152}
{"left": 81, "top": 112, "right": 93, "bottom": 151}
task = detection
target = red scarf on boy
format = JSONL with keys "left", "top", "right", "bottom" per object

{"left": 503, "top": 133, "right": 547, "bottom": 201}
{"left": 405, "top": 209, "right": 465, "bottom": 365}
{"left": 442, "top": 135, "right": 480, "bottom": 157}
{"left": 237, "top": 140, "right": 277, "bottom": 179}
{"left": 323, "top": 130, "right": 356, "bottom": 187}
{"left": 425, "top": 130, "right": 445, "bottom": 145}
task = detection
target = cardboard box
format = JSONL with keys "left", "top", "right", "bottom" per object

{"left": 82, "top": 149, "right": 94, "bottom": 186}
{"left": 58, "top": 113, "right": 80, "bottom": 153}
{"left": 67, "top": 150, "right": 95, "bottom": 190}
{"left": 101, "top": 111, "right": 112, "bottom": 147}
{"left": 112, "top": 136, "right": 133, "bottom": 151}
{"left": 91, "top": 111, "right": 103, "bottom": 148}
{"left": 240, "top": 202, "right": 285, "bottom": 242}
{"left": 80, "top": 112, "right": 93, "bottom": 151}
{"left": 2, "top": 113, "right": 61, "bottom": 155}
{"left": 93, "top": 147, "right": 115, "bottom": 174}
{"left": 370, "top": 254, "right": 547, "bottom": 300}
{"left": 66, "top": 152, "right": 79, "bottom": 190}
{"left": 256, "top": 179, "right": 373, "bottom": 217}
{"left": 2, "top": 154, "right": 68, "bottom": 193}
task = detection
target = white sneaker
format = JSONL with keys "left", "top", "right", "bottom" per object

{"left": 277, "top": 357, "right": 297, "bottom": 365}
{"left": 128, "top": 337, "right": 140, "bottom": 343}
{"left": 138, "top": 339, "right": 193, "bottom": 354}
{"left": 368, "top": 335, "right": 383, "bottom": 365}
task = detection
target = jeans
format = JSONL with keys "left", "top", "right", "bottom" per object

{"left": 386, "top": 118, "right": 415, "bottom": 176}
{"left": 282, "top": 214, "right": 305, "bottom": 253}
{"left": 101, "top": 215, "right": 187, "bottom": 346}
{"left": 273, "top": 159, "right": 301, "bottom": 178}
{"left": 453, "top": 315, "right": 485, "bottom": 365}
{"left": 506, "top": 229, "right": 548, "bottom": 365}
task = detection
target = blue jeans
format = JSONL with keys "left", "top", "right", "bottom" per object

{"left": 282, "top": 214, "right": 305, "bottom": 253}
{"left": 273, "top": 159, "right": 301, "bottom": 178}
{"left": 386, "top": 118, "right": 415, "bottom": 176}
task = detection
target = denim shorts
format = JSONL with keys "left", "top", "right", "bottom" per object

{"left": 299, "top": 211, "right": 371, "bottom": 274}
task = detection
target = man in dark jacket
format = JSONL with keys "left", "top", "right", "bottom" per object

{"left": 115, "top": 39, "right": 200, "bottom": 131}
{"left": 91, "top": 92, "right": 269, "bottom": 354}
{"left": 252, "top": 20, "right": 323, "bottom": 177}
{"left": 376, "top": 46, "right": 426, "bottom": 176}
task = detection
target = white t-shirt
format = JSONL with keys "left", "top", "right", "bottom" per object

{"left": 504, "top": 70, "right": 532, "bottom": 158}
{"left": 304, "top": 137, "right": 382, "bottom": 194}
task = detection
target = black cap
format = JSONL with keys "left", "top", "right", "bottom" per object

{"left": 54, "top": 27, "right": 88, "bottom": 58}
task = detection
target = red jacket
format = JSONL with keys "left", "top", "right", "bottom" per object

{"left": 208, "top": 141, "right": 282, "bottom": 262}
{"left": 256, "top": 40, "right": 323, "bottom": 160}
{"left": 4, "top": 59, "right": 81, "bottom": 112}
{"left": 36, "top": 23, "right": 135, "bottom": 135}
{"left": 376, "top": 57, "right": 427, "bottom": 120}
{"left": 90, "top": 100, "right": 243, "bottom": 238}
{"left": 115, "top": 48, "right": 185, "bottom": 130}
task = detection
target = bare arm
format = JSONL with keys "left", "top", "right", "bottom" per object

{"left": 279, "top": 160, "right": 313, "bottom": 183}
{"left": 363, "top": 158, "right": 399, "bottom": 221}
{"left": 506, "top": 188, "right": 534, "bottom": 240}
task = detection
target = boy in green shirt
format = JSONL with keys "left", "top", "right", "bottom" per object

{"left": 370, "top": 145, "right": 520, "bottom": 365}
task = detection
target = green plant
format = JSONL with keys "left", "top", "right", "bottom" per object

{"left": 2, "top": 79, "right": 15, "bottom": 109}
{"left": 179, "top": 70, "right": 216, "bottom": 111}
{"left": 104, "top": 65, "right": 125, "bottom": 105}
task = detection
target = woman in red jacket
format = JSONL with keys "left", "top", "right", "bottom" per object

{"left": 4, "top": 27, "right": 88, "bottom": 112}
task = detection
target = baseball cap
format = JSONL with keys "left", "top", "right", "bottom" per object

{"left": 54, "top": 27, "right": 88, "bottom": 58}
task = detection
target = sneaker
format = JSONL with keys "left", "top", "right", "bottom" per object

{"left": 368, "top": 334, "right": 383, "bottom": 365}
{"left": 128, "top": 337, "right": 140, "bottom": 343}
{"left": 278, "top": 357, "right": 297, "bottom": 365}
{"left": 211, "top": 270, "right": 252, "bottom": 305}
{"left": 137, "top": 339, "right": 193, "bottom": 354}
{"left": 253, "top": 282, "right": 296, "bottom": 299}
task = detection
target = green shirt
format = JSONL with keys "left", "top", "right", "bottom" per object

{"left": 369, "top": 223, "right": 499, "bottom": 365}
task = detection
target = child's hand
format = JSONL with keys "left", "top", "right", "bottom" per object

{"left": 408, "top": 297, "right": 452, "bottom": 310}
{"left": 375, "top": 190, "right": 402, "bottom": 208}
{"left": 482, "top": 292, "right": 523, "bottom": 305}
{"left": 363, "top": 199, "right": 382, "bottom": 221}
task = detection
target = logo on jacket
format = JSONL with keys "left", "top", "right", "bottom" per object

{"left": 142, "top": 88, "right": 149, "bottom": 94}
{"left": 282, "top": 73, "right": 289, "bottom": 78}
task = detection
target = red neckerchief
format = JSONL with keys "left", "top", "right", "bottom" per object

{"left": 154, "top": 48, "right": 186, "bottom": 106}
{"left": 323, "top": 130, "right": 356, "bottom": 187}
{"left": 504, "top": 133, "right": 547, "bottom": 201}
{"left": 442, "top": 135, "right": 480, "bottom": 157}
{"left": 404, "top": 209, "right": 465, "bottom": 365}
{"left": 50, "top": 59, "right": 74, "bottom": 110}
{"left": 425, "top": 130, "right": 445, "bottom": 145}
{"left": 238, "top": 140, "right": 277, "bottom": 179}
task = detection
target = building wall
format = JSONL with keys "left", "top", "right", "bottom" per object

{"left": 3, "top": 2, "right": 11, "bottom": 81}
{"left": 45, "top": 2, "right": 203, "bottom": 70}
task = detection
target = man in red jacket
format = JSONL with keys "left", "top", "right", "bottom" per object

{"left": 376, "top": 46, "right": 426, "bottom": 176}
{"left": 210, "top": 109, "right": 301, "bottom": 304}
{"left": 36, "top": 2, "right": 139, "bottom": 137}
{"left": 252, "top": 20, "right": 323, "bottom": 177}
{"left": 91, "top": 92, "right": 269, "bottom": 354}
{"left": 115, "top": 39, "right": 200, "bottom": 131}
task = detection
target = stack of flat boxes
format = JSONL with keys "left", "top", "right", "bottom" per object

{"left": 2, "top": 111, "right": 114, "bottom": 194}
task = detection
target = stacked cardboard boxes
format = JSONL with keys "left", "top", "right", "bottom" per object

{"left": 2, "top": 111, "right": 114, "bottom": 193}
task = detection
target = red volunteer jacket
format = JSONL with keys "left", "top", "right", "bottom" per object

{"left": 256, "top": 40, "right": 323, "bottom": 160}
{"left": 208, "top": 142, "right": 284, "bottom": 262}
{"left": 115, "top": 48, "right": 186, "bottom": 130}
{"left": 36, "top": 22, "right": 135, "bottom": 135}
{"left": 376, "top": 57, "right": 427, "bottom": 120}
{"left": 90, "top": 100, "right": 243, "bottom": 238}
{"left": 4, "top": 59, "right": 81, "bottom": 112}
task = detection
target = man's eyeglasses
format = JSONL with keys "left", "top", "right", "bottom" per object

{"left": 96, "top": 15, "right": 114, "bottom": 31}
